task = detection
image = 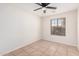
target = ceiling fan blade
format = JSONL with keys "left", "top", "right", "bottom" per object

{"left": 46, "top": 6, "right": 56, "bottom": 9}
{"left": 34, "top": 7, "right": 42, "bottom": 11}
{"left": 36, "top": 3, "right": 42, "bottom": 6}
{"left": 46, "top": 3, "right": 50, "bottom": 6}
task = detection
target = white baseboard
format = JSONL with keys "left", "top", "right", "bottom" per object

{"left": 0, "top": 39, "right": 40, "bottom": 56}
{"left": 43, "top": 39, "right": 77, "bottom": 47}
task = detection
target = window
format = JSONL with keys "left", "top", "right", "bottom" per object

{"left": 51, "top": 17, "right": 66, "bottom": 36}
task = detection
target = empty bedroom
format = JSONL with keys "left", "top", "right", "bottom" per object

{"left": 0, "top": 3, "right": 79, "bottom": 56}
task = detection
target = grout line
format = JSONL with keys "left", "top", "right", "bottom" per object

{"left": 66, "top": 47, "right": 68, "bottom": 56}
{"left": 53, "top": 46, "right": 59, "bottom": 56}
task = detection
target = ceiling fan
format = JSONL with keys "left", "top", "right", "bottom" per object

{"left": 34, "top": 3, "right": 57, "bottom": 13}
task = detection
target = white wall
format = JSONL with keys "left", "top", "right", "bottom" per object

{"left": 77, "top": 8, "right": 79, "bottom": 50}
{"left": 0, "top": 4, "right": 41, "bottom": 54}
{"left": 42, "top": 10, "right": 77, "bottom": 46}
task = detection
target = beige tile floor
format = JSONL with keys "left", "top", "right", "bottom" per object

{"left": 4, "top": 40, "right": 79, "bottom": 56}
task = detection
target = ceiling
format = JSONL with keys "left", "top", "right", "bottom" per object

{"left": 6, "top": 3, "right": 79, "bottom": 17}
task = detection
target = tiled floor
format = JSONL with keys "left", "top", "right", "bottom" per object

{"left": 4, "top": 40, "right": 79, "bottom": 56}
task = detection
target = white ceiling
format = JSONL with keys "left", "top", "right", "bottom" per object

{"left": 7, "top": 3, "right": 79, "bottom": 17}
